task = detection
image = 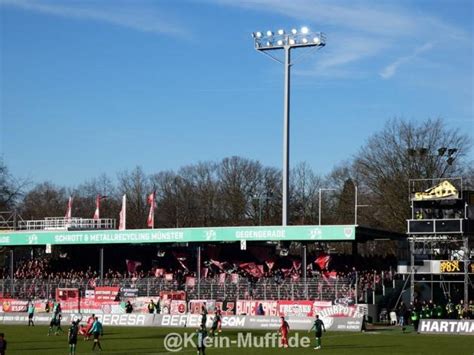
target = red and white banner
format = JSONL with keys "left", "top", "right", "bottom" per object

{"left": 95, "top": 286, "right": 119, "bottom": 302}
{"left": 119, "top": 194, "right": 127, "bottom": 230}
{"left": 0, "top": 299, "right": 45, "bottom": 313}
{"left": 65, "top": 196, "right": 73, "bottom": 219}
{"left": 236, "top": 300, "right": 278, "bottom": 316}
{"left": 170, "top": 300, "right": 187, "bottom": 315}
{"left": 236, "top": 300, "right": 363, "bottom": 318}
{"left": 188, "top": 300, "right": 216, "bottom": 314}
{"left": 239, "top": 262, "right": 264, "bottom": 277}
{"left": 147, "top": 192, "right": 155, "bottom": 228}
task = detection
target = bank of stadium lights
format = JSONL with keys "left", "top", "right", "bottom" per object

{"left": 251, "top": 26, "right": 326, "bottom": 226}
{"left": 252, "top": 26, "right": 325, "bottom": 50}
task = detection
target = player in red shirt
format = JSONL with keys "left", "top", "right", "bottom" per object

{"left": 80, "top": 314, "right": 95, "bottom": 340}
{"left": 279, "top": 316, "right": 290, "bottom": 348}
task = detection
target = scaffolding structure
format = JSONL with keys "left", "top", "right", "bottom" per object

{"left": 406, "top": 177, "right": 473, "bottom": 304}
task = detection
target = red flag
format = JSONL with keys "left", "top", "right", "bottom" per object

{"left": 119, "top": 194, "right": 127, "bottom": 230}
{"left": 147, "top": 192, "right": 155, "bottom": 228}
{"left": 93, "top": 195, "right": 106, "bottom": 220}
{"left": 65, "top": 197, "right": 73, "bottom": 220}
{"left": 239, "top": 262, "right": 264, "bottom": 277}
{"left": 315, "top": 253, "right": 331, "bottom": 271}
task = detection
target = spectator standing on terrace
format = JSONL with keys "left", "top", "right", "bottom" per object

{"left": 27, "top": 301, "right": 35, "bottom": 326}
{"left": 309, "top": 315, "right": 326, "bottom": 350}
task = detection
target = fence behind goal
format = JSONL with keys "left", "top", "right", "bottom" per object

{"left": 0, "top": 277, "right": 356, "bottom": 302}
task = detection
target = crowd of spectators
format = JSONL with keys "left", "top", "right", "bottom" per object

{"left": 0, "top": 252, "right": 400, "bottom": 304}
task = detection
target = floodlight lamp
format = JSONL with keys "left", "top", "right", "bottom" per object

{"left": 289, "top": 38, "right": 296, "bottom": 45}
{"left": 291, "top": 28, "right": 297, "bottom": 34}
{"left": 266, "top": 30, "right": 273, "bottom": 37}
{"left": 266, "top": 41, "right": 272, "bottom": 47}
{"left": 437, "top": 147, "right": 447, "bottom": 156}
{"left": 301, "top": 37, "right": 308, "bottom": 44}
{"left": 447, "top": 157, "right": 455, "bottom": 165}
{"left": 277, "top": 29, "right": 285, "bottom": 35}
{"left": 448, "top": 148, "right": 458, "bottom": 156}
{"left": 313, "top": 37, "right": 321, "bottom": 45}
{"left": 277, "top": 39, "right": 284, "bottom": 46}
{"left": 256, "top": 31, "right": 263, "bottom": 38}
{"left": 301, "top": 26, "right": 309, "bottom": 34}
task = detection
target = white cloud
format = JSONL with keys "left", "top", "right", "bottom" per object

{"left": 380, "top": 42, "right": 434, "bottom": 79}
{"left": 0, "top": 0, "right": 187, "bottom": 37}
{"left": 207, "top": 0, "right": 469, "bottom": 78}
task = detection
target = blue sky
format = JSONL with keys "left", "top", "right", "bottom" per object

{"left": 1, "top": 0, "right": 473, "bottom": 187}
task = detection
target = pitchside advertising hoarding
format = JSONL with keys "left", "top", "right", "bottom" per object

{"left": 0, "top": 312, "right": 363, "bottom": 331}
{"left": 419, "top": 319, "right": 474, "bottom": 335}
{"left": 0, "top": 298, "right": 365, "bottom": 331}
{"left": 0, "top": 225, "right": 355, "bottom": 246}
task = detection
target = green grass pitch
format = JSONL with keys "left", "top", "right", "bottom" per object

{"left": 1, "top": 324, "right": 473, "bottom": 354}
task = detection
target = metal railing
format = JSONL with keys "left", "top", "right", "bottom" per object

{"left": 0, "top": 277, "right": 354, "bottom": 302}
{"left": 0, "top": 211, "right": 23, "bottom": 230}
{"left": 17, "top": 217, "right": 116, "bottom": 230}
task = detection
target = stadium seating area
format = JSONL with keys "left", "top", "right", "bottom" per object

{"left": 0, "top": 253, "right": 397, "bottom": 302}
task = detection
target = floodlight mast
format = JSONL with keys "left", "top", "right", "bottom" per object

{"left": 252, "top": 27, "right": 326, "bottom": 226}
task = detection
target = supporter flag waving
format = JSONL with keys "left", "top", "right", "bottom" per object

{"left": 93, "top": 195, "right": 107, "bottom": 220}
{"left": 65, "top": 196, "right": 73, "bottom": 220}
{"left": 315, "top": 253, "right": 331, "bottom": 271}
{"left": 147, "top": 192, "right": 156, "bottom": 228}
{"left": 119, "top": 194, "right": 127, "bottom": 230}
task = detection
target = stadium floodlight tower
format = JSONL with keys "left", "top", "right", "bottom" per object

{"left": 252, "top": 27, "right": 326, "bottom": 226}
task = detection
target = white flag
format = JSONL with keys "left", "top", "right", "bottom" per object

{"left": 65, "top": 196, "right": 73, "bottom": 220}
{"left": 93, "top": 194, "right": 100, "bottom": 220}
{"left": 119, "top": 194, "right": 127, "bottom": 230}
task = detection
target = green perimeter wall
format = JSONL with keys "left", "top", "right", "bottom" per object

{"left": 0, "top": 225, "right": 355, "bottom": 246}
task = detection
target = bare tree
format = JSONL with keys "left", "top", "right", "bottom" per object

{"left": 20, "top": 182, "right": 67, "bottom": 219}
{"left": 290, "top": 162, "right": 322, "bottom": 225}
{"left": 117, "top": 167, "right": 151, "bottom": 229}
{"left": 353, "top": 118, "right": 471, "bottom": 232}
{"left": 73, "top": 174, "right": 118, "bottom": 219}
{"left": 0, "top": 160, "right": 28, "bottom": 211}
{"left": 217, "top": 156, "right": 263, "bottom": 225}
